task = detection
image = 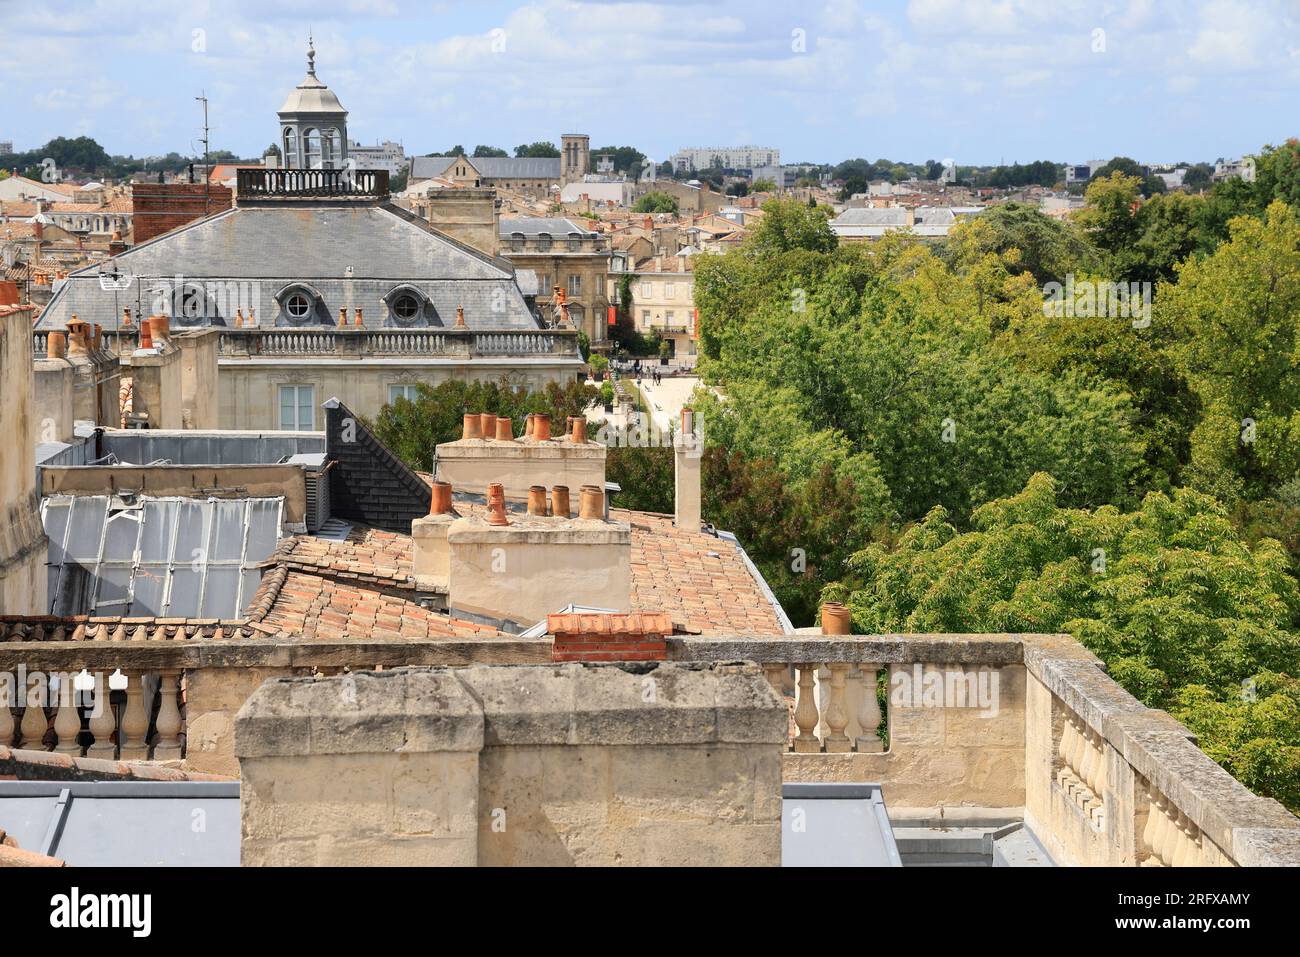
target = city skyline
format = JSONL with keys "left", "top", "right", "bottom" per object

{"left": 1, "top": 0, "right": 1297, "bottom": 167}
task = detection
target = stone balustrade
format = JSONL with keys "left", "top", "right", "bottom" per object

{"left": 1, "top": 628, "right": 1297, "bottom": 864}
{"left": 213, "top": 327, "right": 579, "bottom": 359}
{"left": 1, "top": 667, "right": 184, "bottom": 761}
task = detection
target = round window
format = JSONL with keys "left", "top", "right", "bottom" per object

{"left": 392, "top": 294, "right": 421, "bottom": 321}
{"left": 286, "top": 293, "right": 312, "bottom": 320}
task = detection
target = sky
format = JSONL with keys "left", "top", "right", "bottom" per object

{"left": 1, "top": 0, "right": 1298, "bottom": 167}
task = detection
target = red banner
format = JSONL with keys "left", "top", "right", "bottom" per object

{"left": 607, "top": 305, "right": 616, "bottom": 326}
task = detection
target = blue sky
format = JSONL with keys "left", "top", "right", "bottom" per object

{"left": 2, "top": 0, "right": 1298, "bottom": 166}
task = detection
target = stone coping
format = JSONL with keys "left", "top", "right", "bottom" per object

{"left": 234, "top": 661, "right": 787, "bottom": 758}
{"left": 1022, "top": 634, "right": 1300, "bottom": 865}
{"left": 0, "top": 745, "right": 234, "bottom": 783}
{"left": 448, "top": 514, "right": 631, "bottom": 544}
{"left": 436, "top": 438, "right": 605, "bottom": 458}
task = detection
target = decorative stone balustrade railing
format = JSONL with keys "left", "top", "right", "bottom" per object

{"left": 214, "top": 327, "right": 579, "bottom": 359}
{"left": 0, "top": 629, "right": 1297, "bottom": 865}
{"left": 1, "top": 667, "right": 184, "bottom": 761}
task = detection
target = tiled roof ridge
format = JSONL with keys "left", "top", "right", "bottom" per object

{"left": 0, "top": 614, "right": 256, "bottom": 642}
{"left": 255, "top": 537, "right": 418, "bottom": 598}
{"left": 0, "top": 745, "right": 236, "bottom": 783}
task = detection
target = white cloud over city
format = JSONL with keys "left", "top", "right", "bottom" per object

{"left": 0, "top": 0, "right": 1296, "bottom": 163}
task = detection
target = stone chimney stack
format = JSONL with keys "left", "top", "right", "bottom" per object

{"left": 674, "top": 407, "right": 702, "bottom": 532}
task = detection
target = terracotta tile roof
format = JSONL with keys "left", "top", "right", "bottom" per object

{"left": 0, "top": 201, "right": 38, "bottom": 218}
{"left": 266, "top": 527, "right": 422, "bottom": 591}
{"left": 251, "top": 569, "right": 502, "bottom": 641}
{"left": 616, "top": 508, "right": 785, "bottom": 635}
{"left": 414, "top": 480, "right": 786, "bottom": 635}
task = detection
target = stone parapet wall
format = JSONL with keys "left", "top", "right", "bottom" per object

{"left": 235, "top": 661, "right": 786, "bottom": 866}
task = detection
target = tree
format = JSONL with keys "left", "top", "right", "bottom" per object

{"left": 370, "top": 379, "right": 597, "bottom": 472}
{"left": 633, "top": 192, "right": 679, "bottom": 214}
{"left": 265, "top": 143, "right": 282, "bottom": 160}
{"left": 472, "top": 145, "right": 508, "bottom": 157}
{"left": 1160, "top": 201, "right": 1300, "bottom": 503}
{"left": 515, "top": 141, "right": 560, "bottom": 158}
{"left": 952, "top": 202, "right": 1097, "bottom": 286}
{"left": 590, "top": 145, "right": 647, "bottom": 177}
{"left": 746, "top": 197, "right": 835, "bottom": 255}
{"left": 831, "top": 473, "right": 1300, "bottom": 811}
{"left": 751, "top": 177, "right": 777, "bottom": 193}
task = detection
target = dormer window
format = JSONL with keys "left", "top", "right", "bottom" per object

{"left": 286, "top": 293, "right": 312, "bottom": 320}
{"left": 392, "top": 294, "right": 420, "bottom": 321}
{"left": 537, "top": 232, "right": 553, "bottom": 251}
{"left": 383, "top": 285, "right": 437, "bottom": 327}
{"left": 567, "top": 233, "right": 582, "bottom": 251}
{"left": 511, "top": 232, "right": 525, "bottom": 252}
{"left": 275, "top": 284, "right": 323, "bottom": 325}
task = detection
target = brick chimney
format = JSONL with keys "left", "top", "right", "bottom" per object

{"left": 550, "top": 612, "right": 671, "bottom": 662}
{"left": 674, "top": 407, "right": 702, "bottom": 531}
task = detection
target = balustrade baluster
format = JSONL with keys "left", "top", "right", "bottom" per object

{"left": 1077, "top": 723, "right": 1097, "bottom": 802}
{"left": 1140, "top": 786, "right": 1162, "bottom": 865}
{"left": 0, "top": 673, "right": 13, "bottom": 746}
{"left": 87, "top": 671, "right": 117, "bottom": 757}
{"left": 761, "top": 663, "right": 788, "bottom": 696}
{"left": 853, "top": 666, "right": 883, "bottom": 753}
{"left": 52, "top": 674, "right": 82, "bottom": 754}
{"left": 1164, "top": 795, "right": 1185, "bottom": 863}
{"left": 1057, "top": 714, "right": 1076, "bottom": 788}
{"left": 793, "top": 663, "right": 822, "bottom": 753}
{"left": 119, "top": 671, "right": 151, "bottom": 759}
{"left": 823, "top": 664, "right": 852, "bottom": 753}
{"left": 1172, "top": 813, "right": 1199, "bottom": 867}
{"left": 19, "top": 671, "right": 48, "bottom": 749}
{"left": 153, "top": 670, "right": 184, "bottom": 760}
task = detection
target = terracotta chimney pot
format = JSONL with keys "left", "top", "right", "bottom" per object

{"left": 495, "top": 417, "right": 513, "bottom": 441}
{"left": 534, "top": 414, "right": 551, "bottom": 441}
{"left": 152, "top": 314, "right": 170, "bottom": 342}
{"left": 524, "top": 413, "right": 535, "bottom": 439}
{"left": 480, "top": 412, "right": 497, "bottom": 437}
{"left": 551, "top": 485, "right": 571, "bottom": 518}
{"left": 487, "top": 482, "right": 505, "bottom": 508}
{"left": 578, "top": 485, "right": 604, "bottom": 520}
{"left": 121, "top": 307, "right": 133, "bottom": 328}
{"left": 235, "top": 308, "right": 244, "bottom": 328}
{"left": 820, "top": 602, "right": 851, "bottom": 636}
{"left": 462, "top": 413, "right": 483, "bottom": 440}
{"left": 354, "top": 307, "right": 363, "bottom": 328}
{"left": 429, "top": 480, "right": 454, "bottom": 516}
{"left": 456, "top": 305, "right": 466, "bottom": 328}
{"left": 570, "top": 417, "right": 587, "bottom": 444}
{"left": 487, "top": 498, "right": 510, "bottom": 526}
{"left": 338, "top": 307, "right": 347, "bottom": 328}
{"left": 527, "top": 485, "right": 548, "bottom": 516}
{"left": 92, "top": 324, "right": 102, "bottom": 351}
{"left": 139, "top": 318, "right": 153, "bottom": 350}
{"left": 46, "top": 331, "right": 67, "bottom": 359}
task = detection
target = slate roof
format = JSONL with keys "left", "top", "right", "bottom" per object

{"left": 34, "top": 201, "right": 541, "bottom": 332}
{"left": 499, "top": 217, "right": 593, "bottom": 237}
{"left": 411, "top": 155, "right": 562, "bottom": 181}
{"left": 324, "top": 398, "right": 432, "bottom": 534}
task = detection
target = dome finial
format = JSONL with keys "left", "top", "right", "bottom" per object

{"left": 307, "top": 31, "right": 316, "bottom": 76}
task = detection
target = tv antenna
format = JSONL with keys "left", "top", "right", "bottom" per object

{"left": 196, "top": 92, "right": 211, "bottom": 215}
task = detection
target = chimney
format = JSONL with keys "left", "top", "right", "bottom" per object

{"left": 354, "top": 307, "right": 363, "bottom": 328}
{"left": 820, "top": 602, "right": 851, "bottom": 635}
{"left": 549, "top": 611, "right": 671, "bottom": 662}
{"left": 533, "top": 414, "right": 551, "bottom": 441}
{"left": 456, "top": 305, "right": 466, "bottom": 328}
{"left": 551, "top": 485, "right": 570, "bottom": 518}
{"left": 139, "top": 318, "right": 153, "bottom": 350}
{"left": 151, "top": 313, "right": 170, "bottom": 344}
{"left": 495, "top": 417, "right": 513, "bottom": 441}
{"left": 674, "top": 407, "right": 701, "bottom": 532}
{"left": 462, "top": 413, "right": 483, "bottom": 440}
{"left": 411, "top": 480, "right": 458, "bottom": 587}
{"left": 121, "top": 307, "right": 133, "bottom": 329}
{"left": 33, "top": 218, "right": 43, "bottom": 242}
{"left": 338, "top": 307, "right": 347, "bottom": 328}
{"left": 235, "top": 308, "right": 244, "bottom": 328}
{"left": 527, "top": 485, "right": 547, "bottom": 516}
{"left": 66, "top": 316, "right": 89, "bottom": 356}
{"left": 46, "top": 331, "right": 67, "bottom": 359}
{"left": 108, "top": 229, "right": 126, "bottom": 256}
{"left": 435, "top": 411, "right": 605, "bottom": 501}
